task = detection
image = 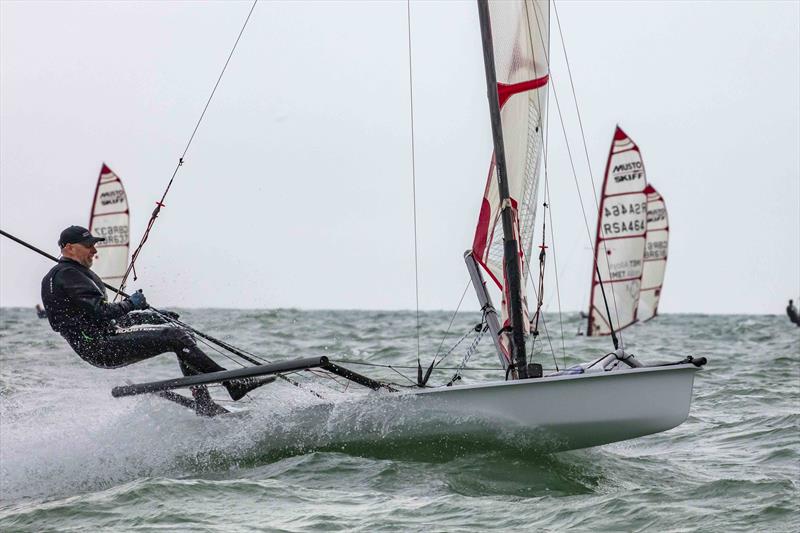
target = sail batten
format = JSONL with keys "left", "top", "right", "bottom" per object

{"left": 88, "top": 163, "right": 130, "bottom": 291}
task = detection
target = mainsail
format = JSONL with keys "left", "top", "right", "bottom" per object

{"left": 638, "top": 184, "right": 669, "bottom": 321}
{"left": 471, "top": 0, "right": 550, "bottom": 363}
{"left": 587, "top": 126, "right": 648, "bottom": 337}
{"left": 88, "top": 163, "right": 130, "bottom": 289}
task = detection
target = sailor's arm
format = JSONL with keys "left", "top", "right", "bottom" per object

{"left": 55, "top": 268, "right": 134, "bottom": 319}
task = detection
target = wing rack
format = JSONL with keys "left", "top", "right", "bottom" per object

{"left": 112, "top": 355, "right": 392, "bottom": 398}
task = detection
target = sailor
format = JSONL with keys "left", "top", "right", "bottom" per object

{"left": 787, "top": 299, "right": 799, "bottom": 326}
{"left": 41, "top": 225, "right": 265, "bottom": 412}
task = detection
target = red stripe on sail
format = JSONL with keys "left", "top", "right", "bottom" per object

{"left": 472, "top": 198, "right": 492, "bottom": 260}
{"left": 497, "top": 74, "right": 549, "bottom": 109}
{"left": 475, "top": 255, "right": 503, "bottom": 290}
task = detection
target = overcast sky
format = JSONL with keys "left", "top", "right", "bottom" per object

{"left": 1, "top": 0, "right": 798, "bottom": 314}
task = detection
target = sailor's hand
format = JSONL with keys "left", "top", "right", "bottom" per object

{"left": 162, "top": 310, "right": 180, "bottom": 320}
{"left": 128, "top": 289, "right": 148, "bottom": 310}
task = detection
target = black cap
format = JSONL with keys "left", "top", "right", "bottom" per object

{"left": 58, "top": 226, "right": 105, "bottom": 248}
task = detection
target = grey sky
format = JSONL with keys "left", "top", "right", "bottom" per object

{"left": 1, "top": 0, "right": 798, "bottom": 314}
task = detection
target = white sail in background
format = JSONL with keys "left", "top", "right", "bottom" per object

{"left": 471, "top": 0, "right": 550, "bottom": 361}
{"left": 587, "top": 126, "right": 648, "bottom": 336}
{"left": 638, "top": 184, "right": 668, "bottom": 321}
{"left": 88, "top": 163, "right": 130, "bottom": 289}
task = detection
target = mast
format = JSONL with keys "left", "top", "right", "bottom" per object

{"left": 476, "top": 0, "right": 528, "bottom": 379}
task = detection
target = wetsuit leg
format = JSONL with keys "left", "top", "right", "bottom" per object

{"left": 73, "top": 326, "right": 225, "bottom": 376}
{"left": 67, "top": 327, "right": 269, "bottom": 401}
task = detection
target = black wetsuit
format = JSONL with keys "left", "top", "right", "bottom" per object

{"left": 41, "top": 258, "right": 224, "bottom": 376}
{"left": 787, "top": 303, "right": 800, "bottom": 326}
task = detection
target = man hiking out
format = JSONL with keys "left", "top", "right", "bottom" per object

{"left": 41, "top": 225, "right": 268, "bottom": 414}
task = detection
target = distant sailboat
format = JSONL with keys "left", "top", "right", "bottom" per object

{"left": 585, "top": 129, "right": 670, "bottom": 335}
{"left": 638, "top": 184, "right": 669, "bottom": 322}
{"left": 586, "top": 126, "right": 648, "bottom": 337}
{"left": 88, "top": 163, "right": 130, "bottom": 292}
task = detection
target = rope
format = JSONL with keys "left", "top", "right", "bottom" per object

{"left": 533, "top": 69, "right": 567, "bottom": 367}
{"left": 446, "top": 323, "right": 488, "bottom": 386}
{"left": 528, "top": 1, "right": 621, "bottom": 343}
{"left": 117, "top": 0, "right": 259, "bottom": 295}
{"left": 405, "top": 0, "right": 421, "bottom": 367}
{"left": 544, "top": 176, "right": 567, "bottom": 368}
{"left": 154, "top": 309, "right": 329, "bottom": 398}
{"left": 552, "top": 2, "right": 622, "bottom": 340}
{"left": 432, "top": 279, "right": 471, "bottom": 362}
{"left": 434, "top": 318, "right": 484, "bottom": 368}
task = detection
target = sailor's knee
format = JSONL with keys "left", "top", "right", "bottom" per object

{"left": 162, "top": 327, "right": 195, "bottom": 348}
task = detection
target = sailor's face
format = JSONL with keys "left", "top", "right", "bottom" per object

{"left": 69, "top": 242, "right": 97, "bottom": 268}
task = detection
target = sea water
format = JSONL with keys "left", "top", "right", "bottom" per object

{"left": 1, "top": 308, "right": 798, "bottom": 531}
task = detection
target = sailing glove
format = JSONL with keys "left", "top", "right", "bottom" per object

{"left": 128, "top": 290, "right": 148, "bottom": 310}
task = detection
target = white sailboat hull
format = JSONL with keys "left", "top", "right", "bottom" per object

{"left": 348, "top": 364, "right": 699, "bottom": 453}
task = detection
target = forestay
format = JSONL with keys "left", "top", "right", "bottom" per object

{"left": 638, "top": 184, "right": 669, "bottom": 321}
{"left": 471, "top": 0, "right": 550, "bottom": 360}
{"left": 587, "top": 126, "right": 648, "bottom": 336}
{"left": 88, "top": 163, "right": 130, "bottom": 289}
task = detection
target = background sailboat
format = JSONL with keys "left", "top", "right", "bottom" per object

{"left": 87, "top": 163, "right": 130, "bottom": 292}
{"left": 585, "top": 129, "right": 670, "bottom": 334}
{"left": 586, "top": 126, "right": 648, "bottom": 337}
{"left": 638, "top": 183, "right": 669, "bottom": 321}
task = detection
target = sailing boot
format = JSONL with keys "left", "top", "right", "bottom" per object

{"left": 190, "top": 386, "right": 219, "bottom": 417}
{"left": 223, "top": 376, "right": 277, "bottom": 401}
